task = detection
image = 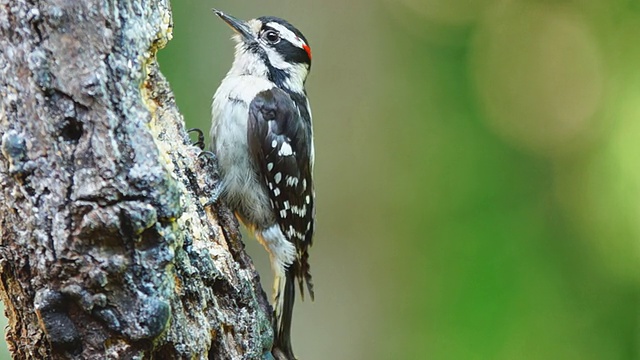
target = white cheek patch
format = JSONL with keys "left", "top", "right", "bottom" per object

{"left": 264, "top": 47, "right": 290, "bottom": 70}
{"left": 267, "top": 22, "right": 307, "bottom": 50}
{"left": 283, "top": 63, "right": 308, "bottom": 93}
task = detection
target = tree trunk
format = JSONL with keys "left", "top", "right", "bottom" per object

{"left": 0, "top": 1, "right": 274, "bottom": 359}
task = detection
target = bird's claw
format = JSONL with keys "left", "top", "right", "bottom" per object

{"left": 188, "top": 128, "right": 206, "bottom": 150}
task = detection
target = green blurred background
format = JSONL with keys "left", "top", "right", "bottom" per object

{"left": 3, "top": 0, "right": 640, "bottom": 359}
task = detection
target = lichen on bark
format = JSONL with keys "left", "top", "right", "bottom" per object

{"left": 0, "top": 1, "right": 273, "bottom": 359}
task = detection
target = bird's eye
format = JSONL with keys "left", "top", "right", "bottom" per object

{"left": 263, "top": 30, "right": 280, "bottom": 44}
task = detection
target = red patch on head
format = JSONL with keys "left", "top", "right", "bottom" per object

{"left": 302, "top": 43, "right": 312, "bottom": 61}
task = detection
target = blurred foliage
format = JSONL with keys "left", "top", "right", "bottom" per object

{"left": 2, "top": 0, "right": 639, "bottom": 359}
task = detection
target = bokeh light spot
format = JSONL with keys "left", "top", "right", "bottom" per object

{"left": 471, "top": 3, "right": 604, "bottom": 156}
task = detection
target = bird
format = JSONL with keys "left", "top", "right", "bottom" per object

{"left": 209, "top": 9, "right": 315, "bottom": 359}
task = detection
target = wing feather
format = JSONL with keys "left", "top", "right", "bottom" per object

{"left": 247, "top": 88, "right": 315, "bottom": 254}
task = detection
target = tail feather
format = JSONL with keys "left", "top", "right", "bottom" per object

{"left": 273, "top": 256, "right": 314, "bottom": 360}
{"left": 274, "top": 270, "right": 296, "bottom": 359}
{"left": 297, "top": 250, "right": 314, "bottom": 301}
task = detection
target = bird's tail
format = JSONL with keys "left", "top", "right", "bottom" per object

{"left": 273, "top": 269, "right": 296, "bottom": 359}
{"left": 273, "top": 254, "right": 314, "bottom": 360}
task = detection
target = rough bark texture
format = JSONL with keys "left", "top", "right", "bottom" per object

{"left": 0, "top": 1, "right": 275, "bottom": 359}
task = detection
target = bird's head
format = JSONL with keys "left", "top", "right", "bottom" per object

{"left": 214, "top": 9, "right": 312, "bottom": 93}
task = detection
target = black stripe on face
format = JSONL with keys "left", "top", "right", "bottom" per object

{"left": 276, "top": 41, "right": 310, "bottom": 65}
{"left": 258, "top": 16, "right": 311, "bottom": 66}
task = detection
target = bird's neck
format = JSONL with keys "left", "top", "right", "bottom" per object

{"left": 269, "top": 65, "right": 307, "bottom": 96}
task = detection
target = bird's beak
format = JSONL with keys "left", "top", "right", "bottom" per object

{"left": 213, "top": 9, "right": 253, "bottom": 41}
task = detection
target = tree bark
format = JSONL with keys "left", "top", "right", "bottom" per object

{"left": 0, "top": 1, "right": 274, "bottom": 359}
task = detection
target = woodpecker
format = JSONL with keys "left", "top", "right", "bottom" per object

{"left": 209, "top": 9, "right": 315, "bottom": 359}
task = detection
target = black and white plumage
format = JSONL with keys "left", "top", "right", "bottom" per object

{"left": 210, "top": 9, "right": 314, "bottom": 359}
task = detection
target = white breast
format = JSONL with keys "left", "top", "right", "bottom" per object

{"left": 210, "top": 75, "right": 276, "bottom": 226}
